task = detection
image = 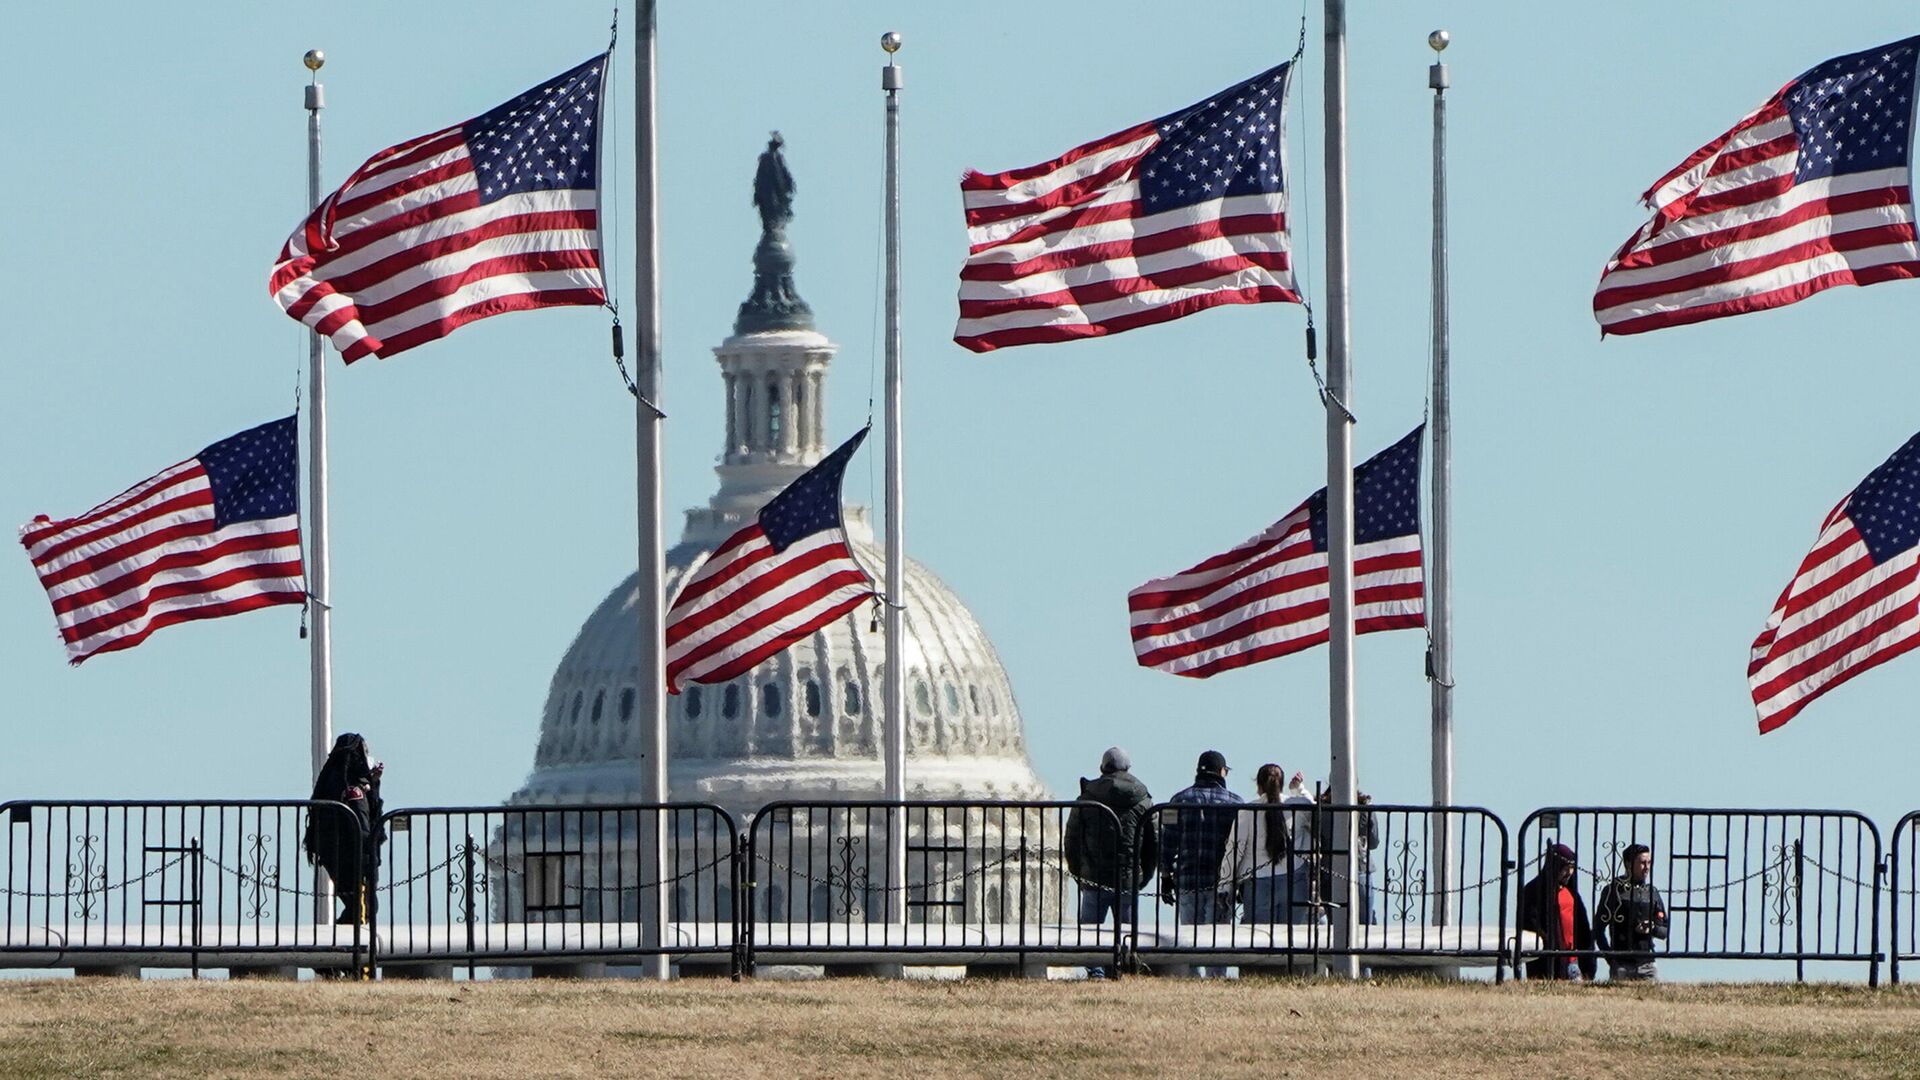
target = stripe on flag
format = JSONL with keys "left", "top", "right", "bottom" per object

{"left": 1749, "top": 430, "right": 1920, "bottom": 732}
{"left": 1129, "top": 427, "right": 1425, "bottom": 678}
{"left": 270, "top": 55, "right": 608, "bottom": 362}
{"left": 666, "top": 428, "right": 874, "bottom": 692}
{"left": 956, "top": 62, "right": 1300, "bottom": 352}
{"left": 19, "top": 418, "right": 306, "bottom": 664}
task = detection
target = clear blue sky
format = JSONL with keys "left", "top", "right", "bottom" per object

{"left": 2, "top": 3, "right": 1916, "bottom": 850}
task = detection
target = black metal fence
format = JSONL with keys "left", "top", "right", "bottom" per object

{"left": 0, "top": 800, "right": 366, "bottom": 976}
{"left": 1890, "top": 812, "right": 1920, "bottom": 984}
{"left": 1517, "top": 808, "right": 1883, "bottom": 984}
{"left": 10, "top": 798, "right": 1920, "bottom": 981}
{"left": 377, "top": 803, "right": 740, "bottom": 975}
{"left": 1135, "top": 803, "right": 1510, "bottom": 978}
{"left": 745, "top": 800, "right": 1126, "bottom": 971}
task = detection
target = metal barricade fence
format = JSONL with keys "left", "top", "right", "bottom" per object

{"left": 0, "top": 800, "right": 366, "bottom": 975}
{"left": 1516, "top": 808, "right": 1883, "bottom": 985}
{"left": 1136, "top": 803, "right": 1510, "bottom": 978}
{"left": 1890, "top": 812, "right": 1920, "bottom": 984}
{"left": 377, "top": 803, "right": 740, "bottom": 975}
{"left": 745, "top": 800, "right": 1126, "bottom": 971}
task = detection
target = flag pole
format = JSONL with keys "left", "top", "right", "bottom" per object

{"left": 880, "top": 31, "right": 909, "bottom": 941}
{"left": 1321, "top": 0, "right": 1360, "bottom": 979}
{"left": 633, "top": 0, "right": 670, "bottom": 981}
{"left": 302, "top": 48, "right": 336, "bottom": 929}
{"left": 1426, "top": 28, "right": 1458, "bottom": 980}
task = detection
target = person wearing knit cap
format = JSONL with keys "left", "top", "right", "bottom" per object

{"left": 1518, "top": 842, "right": 1596, "bottom": 980}
{"left": 1159, "top": 750, "right": 1243, "bottom": 977}
{"left": 1065, "top": 747, "right": 1157, "bottom": 977}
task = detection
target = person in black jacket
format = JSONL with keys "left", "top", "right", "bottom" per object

{"left": 303, "top": 732, "right": 386, "bottom": 924}
{"left": 1594, "top": 844, "right": 1669, "bottom": 981}
{"left": 1065, "top": 747, "right": 1156, "bottom": 978}
{"left": 1065, "top": 747, "right": 1157, "bottom": 924}
{"left": 1518, "top": 842, "right": 1596, "bottom": 980}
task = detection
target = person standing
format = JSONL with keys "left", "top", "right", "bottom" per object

{"left": 1518, "top": 842, "right": 1596, "bottom": 981}
{"left": 1065, "top": 747, "right": 1156, "bottom": 977}
{"left": 1220, "top": 764, "right": 1301, "bottom": 924}
{"left": 303, "top": 732, "right": 386, "bottom": 925}
{"left": 1305, "top": 784, "right": 1380, "bottom": 925}
{"left": 1594, "top": 844, "right": 1669, "bottom": 982}
{"left": 1159, "top": 750, "right": 1242, "bottom": 977}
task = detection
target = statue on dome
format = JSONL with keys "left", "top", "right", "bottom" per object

{"left": 753, "top": 131, "right": 796, "bottom": 233}
{"left": 738, "top": 130, "right": 814, "bottom": 335}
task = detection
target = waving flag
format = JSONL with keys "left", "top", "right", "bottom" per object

{"left": 20, "top": 418, "right": 305, "bottom": 664}
{"left": 1750, "top": 431, "right": 1920, "bottom": 732}
{"left": 271, "top": 55, "right": 608, "bottom": 362}
{"left": 1595, "top": 37, "right": 1920, "bottom": 335}
{"left": 955, "top": 61, "right": 1299, "bottom": 352}
{"left": 666, "top": 428, "right": 874, "bottom": 693}
{"left": 1129, "top": 427, "right": 1425, "bottom": 678}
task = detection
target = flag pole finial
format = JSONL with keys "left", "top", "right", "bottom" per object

{"left": 303, "top": 49, "right": 325, "bottom": 73}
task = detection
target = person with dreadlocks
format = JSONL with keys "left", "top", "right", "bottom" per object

{"left": 304, "top": 732, "right": 386, "bottom": 925}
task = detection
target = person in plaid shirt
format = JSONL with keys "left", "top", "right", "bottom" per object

{"left": 1159, "top": 750, "right": 1243, "bottom": 976}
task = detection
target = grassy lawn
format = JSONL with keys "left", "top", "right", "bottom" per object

{"left": 1, "top": 977, "right": 1917, "bottom": 1078}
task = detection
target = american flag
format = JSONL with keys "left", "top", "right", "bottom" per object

{"left": 665, "top": 428, "right": 874, "bottom": 693}
{"left": 1749, "top": 431, "right": 1920, "bottom": 732}
{"left": 270, "top": 55, "right": 608, "bottom": 362}
{"left": 955, "top": 62, "right": 1300, "bottom": 353}
{"left": 1129, "top": 427, "right": 1425, "bottom": 678}
{"left": 19, "top": 418, "right": 305, "bottom": 665}
{"left": 1595, "top": 36, "right": 1920, "bottom": 335}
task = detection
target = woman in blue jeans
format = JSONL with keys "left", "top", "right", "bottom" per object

{"left": 1221, "top": 765, "right": 1316, "bottom": 924}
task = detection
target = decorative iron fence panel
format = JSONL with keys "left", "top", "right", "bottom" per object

{"left": 745, "top": 800, "right": 1126, "bottom": 971}
{"left": 0, "top": 800, "right": 366, "bottom": 974}
{"left": 1516, "top": 807, "right": 1883, "bottom": 984}
{"left": 1135, "top": 803, "right": 1509, "bottom": 978}
{"left": 376, "top": 803, "right": 739, "bottom": 973}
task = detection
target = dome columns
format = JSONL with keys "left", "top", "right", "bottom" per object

{"left": 718, "top": 343, "right": 831, "bottom": 467}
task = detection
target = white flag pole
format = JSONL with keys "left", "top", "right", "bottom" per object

{"left": 633, "top": 0, "right": 670, "bottom": 981}
{"left": 301, "top": 48, "right": 336, "bottom": 929}
{"left": 1321, "top": 0, "right": 1360, "bottom": 979}
{"left": 880, "top": 31, "right": 909, "bottom": 941}
{"left": 1426, "top": 29, "right": 1459, "bottom": 980}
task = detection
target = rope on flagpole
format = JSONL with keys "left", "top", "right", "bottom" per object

{"left": 603, "top": 6, "right": 643, "bottom": 404}
{"left": 1289, "top": 3, "right": 1340, "bottom": 420}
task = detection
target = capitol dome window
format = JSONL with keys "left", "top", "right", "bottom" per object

{"left": 843, "top": 678, "right": 862, "bottom": 715}
{"left": 914, "top": 680, "right": 932, "bottom": 715}
{"left": 722, "top": 684, "right": 740, "bottom": 719}
{"left": 570, "top": 690, "right": 583, "bottom": 722}
{"left": 686, "top": 686, "right": 704, "bottom": 719}
{"left": 762, "top": 683, "right": 782, "bottom": 716}
{"left": 591, "top": 690, "right": 605, "bottom": 724}
{"left": 619, "top": 687, "right": 635, "bottom": 723}
{"left": 805, "top": 679, "right": 823, "bottom": 718}
{"left": 969, "top": 686, "right": 982, "bottom": 715}
{"left": 944, "top": 683, "right": 961, "bottom": 714}
{"left": 767, "top": 381, "right": 783, "bottom": 444}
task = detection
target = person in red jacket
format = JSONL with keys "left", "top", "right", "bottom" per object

{"left": 1519, "top": 842, "right": 1596, "bottom": 980}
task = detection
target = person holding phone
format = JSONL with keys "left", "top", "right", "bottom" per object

{"left": 303, "top": 732, "right": 387, "bottom": 925}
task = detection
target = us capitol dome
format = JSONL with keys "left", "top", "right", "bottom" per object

{"left": 512, "top": 134, "right": 1048, "bottom": 821}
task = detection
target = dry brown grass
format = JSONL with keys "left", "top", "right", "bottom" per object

{"left": 0, "top": 976, "right": 1917, "bottom": 1079}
